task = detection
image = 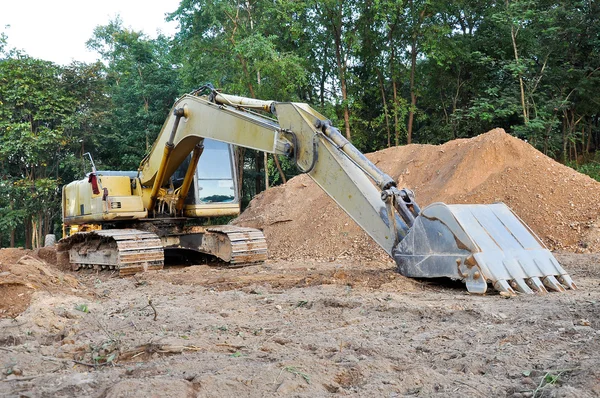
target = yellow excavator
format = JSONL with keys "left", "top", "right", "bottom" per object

{"left": 60, "top": 85, "right": 576, "bottom": 295}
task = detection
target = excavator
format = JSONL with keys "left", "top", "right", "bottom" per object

{"left": 60, "top": 85, "right": 576, "bottom": 295}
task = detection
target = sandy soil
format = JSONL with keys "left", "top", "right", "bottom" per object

{"left": 0, "top": 252, "right": 598, "bottom": 398}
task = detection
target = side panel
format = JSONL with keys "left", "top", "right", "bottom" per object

{"left": 63, "top": 175, "right": 147, "bottom": 225}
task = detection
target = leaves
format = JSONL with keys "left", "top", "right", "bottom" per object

{"left": 284, "top": 366, "right": 311, "bottom": 384}
{"left": 75, "top": 304, "right": 89, "bottom": 313}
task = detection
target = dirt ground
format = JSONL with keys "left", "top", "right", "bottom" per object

{"left": 0, "top": 250, "right": 599, "bottom": 398}
{"left": 2, "top": 130, "right": 600, "bottom": 397}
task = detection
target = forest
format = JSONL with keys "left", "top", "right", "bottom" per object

{"left": 0, "top": 0, "right": 598, "bottom": 248}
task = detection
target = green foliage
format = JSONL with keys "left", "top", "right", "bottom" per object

{"left": 283, "top": 366, "right": 310, "bottom": 384}
{"left": 567, "top": 160, "right": 600, "bottom": 182}
{"left": 86, "top": 18, "right": 181, "bottom": 170}
{"left": 168, "top": 0, "right": 308, "bottom": 99}
{"left": 267, "top": 155, "right": 298, "bottom": 187}
{"left": 0, "top": 53, "right": 97, "bottom": 246}
{"left": 75, "top": 303, "right": 89, "bottom": 313}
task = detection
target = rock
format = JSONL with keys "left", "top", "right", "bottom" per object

{"left": 276, "top": 380, "right": 302, "bottom": 395}
{"left": 521, "top": 377, "right": 535, "bottom": 386}
{"left": 344, "top": 355, "right": 360, "bottom": 363}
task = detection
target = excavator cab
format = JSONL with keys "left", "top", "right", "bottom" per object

{"left": 174, "top": 139, "right": 241, "bottom": 218}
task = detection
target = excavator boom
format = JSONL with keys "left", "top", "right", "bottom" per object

{"left": 204, "top": 89, "right": 575, "bottom": 295}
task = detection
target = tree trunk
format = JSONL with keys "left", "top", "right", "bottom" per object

{"left": 44, "top": 211, "right": 50, "bottom": 236}
{"left": 406, "top": 34, "right": 418, "bottom": 144}
{"left": 389, "top": 29, "right": 400, "bottom": 147}
{"left": 377, "top": 69, "right": 391, "bottom": 148}
{"left": 37, "top": 213, "right": 43, "bottom": 249}
{"left": 507, "top": 0, "right": 528, "bottom": 124}
{"left": 25, "top": 217, "right": 31, "bottom": 249}
{"left": 254, "top": 151, "right": 262, "bottom": 195}
{"left": 239, "top": 55, "right": 256, "bottom": 98}
{"left": 264, "top": 152, "right": 269, "bottom": 190}
{"left": 236, "top": 147, "right": 246, "bottom": 203}
{"left": 330, "top": 9, "right": 351, "bottom": 140}
{"left": 273, "top": 155, "right": 287, "bottom": 184}
{"left": 341, "top": 76, "right": 351, "bottom": 140}
{"left": 319, "top": 47, "right": 327, "bottom": 108}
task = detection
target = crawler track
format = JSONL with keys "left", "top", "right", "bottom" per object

{"left": 204, "top": 225, "right": 268, "bottom": 265}
{"left": 61, "top": 229, "right": 164, "bottom": 276}
{"left": 60, "top": 226, "right": 267, "bottom": 276}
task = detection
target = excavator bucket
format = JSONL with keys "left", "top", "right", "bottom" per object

{"left": 393, "top": 202, "right": 576, "bottom": 295}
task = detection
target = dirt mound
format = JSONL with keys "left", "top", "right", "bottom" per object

{"left": 235, "top": 129, "right": 600, "bottom": 260}
{"left": 0, "top": 248, "right": 80, "bottom": 318}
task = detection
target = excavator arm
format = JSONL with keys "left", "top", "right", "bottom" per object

{"left": 137, "top": 87, "right": 576, "bottom": 295}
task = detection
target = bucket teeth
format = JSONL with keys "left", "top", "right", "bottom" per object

{"left": 393, "top": 202, "right": 577, "bottom": 295}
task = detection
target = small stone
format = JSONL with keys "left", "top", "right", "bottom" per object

{"left": 521, "top": 377, "right": 535, "bottom": 386}
{"left": 344, "top": 355, "right": 360, "bottom": 363}
{"left": 276, "top": 380, "right": 301, "bottom": 394}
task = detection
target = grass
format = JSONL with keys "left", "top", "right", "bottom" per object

{"left": 568, "top": 160, "right": 600, "bottom": 182}
{"left": 284, "top": 366, "right": 311, "bottom": 384}
{"left": 530, "top": 368, "right": 579, "bottom": 397}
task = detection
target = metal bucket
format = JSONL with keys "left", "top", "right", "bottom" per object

{"left": 393, "top": 202, "right": 576, "bottom": 294}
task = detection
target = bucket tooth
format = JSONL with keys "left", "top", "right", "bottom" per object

{"left": 542, "top": 275, "right": 566, "bottom": 292}
{"left": 493, "top": 280, "right": 516, "bottom": 295}
{"left": 393, "top": 202, "right": 576, "bottom": 295}
{"left": 526, "top": 277, "right": 548, "bottom": 294}
{"left": 511, "top": 278, "right": 533, "bottom": 294}
{"left": 465, "top": 270, "right": 487, "bottom": 294}
{"left": 557, "top": 274, "right": 577, "bottom": 290}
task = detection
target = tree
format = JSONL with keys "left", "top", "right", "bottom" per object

{"left": 86, "top": 18, "right": 181, "bottom": 170}
{"left": 168, "top": 0, "right": 308, "bottom": 203}
{"left": 0, "top": 55, "right": 83, "bottom": 247}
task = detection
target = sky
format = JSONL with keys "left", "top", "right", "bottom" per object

{"left": 0, "top": 0, "right": 182, "bottom": 65}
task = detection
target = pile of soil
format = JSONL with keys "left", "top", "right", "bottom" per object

{"left": 0, "top": 248, "right": 80, "bottom": 318}
{"left": 235, "top": 129, "right": 600, "bottom": 260}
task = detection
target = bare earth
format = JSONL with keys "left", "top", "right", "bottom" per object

{"left": 1, "top": 130, "right": 600, "bottom": 397}
{"left": 0, "top": 251, "right": 598, "bottom": 398}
